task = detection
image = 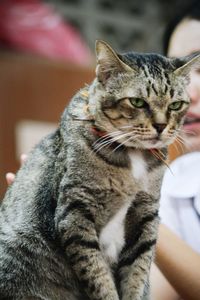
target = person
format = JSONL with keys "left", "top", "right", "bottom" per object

{"left": 150, "top": 1, "right": 200, "bottom": 299}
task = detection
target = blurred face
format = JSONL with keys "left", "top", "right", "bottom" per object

{"left": 168, "top": 18, "right": 200, "bottom": 152}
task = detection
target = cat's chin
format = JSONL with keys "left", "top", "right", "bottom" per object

{"left": 137, "top": 135, "right": 177, "bottom": 149}
{"left": 137, "top": 139, "right": 166, "bottom": 149}
{"left": 124, "top": 138, "right": 166, "bottom": 149}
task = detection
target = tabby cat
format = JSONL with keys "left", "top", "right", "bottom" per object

{"left": 0, "top": 40, "right": 199, "bottom": 300}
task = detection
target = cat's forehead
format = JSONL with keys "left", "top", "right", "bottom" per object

{"left": 108, "top": 53, "right": 188, "bottom": 103}
{"left": 121, "top": 52, "right": 173, "bottom": 75}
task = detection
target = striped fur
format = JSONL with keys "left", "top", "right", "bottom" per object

{"left": 0, "top": 40, "right": 199, "bottom": 300}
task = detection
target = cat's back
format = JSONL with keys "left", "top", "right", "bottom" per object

{"left": 0, "top": 128, "right": 89, "bottom": 300}
{"left": 0, "top": 129, "right": 63, "bottom": 237}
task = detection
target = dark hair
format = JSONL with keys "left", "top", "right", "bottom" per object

{"left": 163, "top": 0, "right": 200, "bottom": 55}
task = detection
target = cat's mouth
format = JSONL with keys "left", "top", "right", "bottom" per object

{"left": 138, "top": 136, "right": 166, "bottom": 149}
{"left": 141, "top": 137, "right": 160, "bottom": 144}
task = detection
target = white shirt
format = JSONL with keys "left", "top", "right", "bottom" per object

{"left": 159, "top": 152, "right": 200, "bottom": 253}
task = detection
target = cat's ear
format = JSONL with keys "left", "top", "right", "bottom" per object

{"left": 174, "top": 53, "right": 200, "bottom": 78}
{"left": 95, "top": 40, "right": 133, "bottom": 84}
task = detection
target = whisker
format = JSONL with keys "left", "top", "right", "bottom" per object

{"left": 94, "top": 131, "right": 133, "bottom": 153}
{"left": 92, "top": 130, "right": 122, "bottom": 147}
{"left": 149, "top": 149, "right": 172, "bottom": 171}
{"left": 176, "top": 135, "right": 192, "bottom": 153}
{"left": 112, "top": 135, "right": 139, "bottom": 153}
{"left": 93, "top": 128, "right": 153, "bottom": 149}
{"left": 176, "top": 133, "right": 194, "bottom": 152}
{"left": 94, "top": 131, "right": 131, "bottom": 149}
{"left": 173, "top": 141, "right": 181, "bottom": 156}
{"left": 176, "top": 134, "right": 188, "bottom": 145}
{"left": 93, "top": 138, "right": 116, "bottom": 153}
{"left": 94, "top": 128, "right": 142, "bottom": 154}
{"left": 156, "top": 149, "right": 166, "bottom": 159}
{"left": 175, "top": 135, "right": 186, "bottom": 146}
{"left": 169, "top": 135, "right": 182, "bottom": 156}
{"left": 175, "top": 139, "right": 185, "bottom": 154}
{"left": 177, "top": 128, "right": 197, "bottom": 136}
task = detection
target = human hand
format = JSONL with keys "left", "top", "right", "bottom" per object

{"left": 5, "top": 154, "right": 27, "bottom": 185}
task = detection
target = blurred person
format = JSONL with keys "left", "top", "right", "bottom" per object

{"left": 165, "top": 3, "right": 200, "bottom": 153}
{"left": 151, "top": 1, "right": 200, "bottom": 299}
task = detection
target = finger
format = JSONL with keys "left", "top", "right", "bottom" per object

{"left": 5, "top": 173, "right": 15, "bottom": 186}
{"left": 20, "top": 154, "right": 27, "bottom": 165}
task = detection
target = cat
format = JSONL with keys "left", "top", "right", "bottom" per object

{"left": 0, "top": 40, "right": 199, "bottom": 300}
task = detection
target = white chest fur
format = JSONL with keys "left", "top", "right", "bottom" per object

{"left": 99, "top": 203, "right": 130, "bottom": 264}
{"left": 99, "top": 151, "right": 148, "bottom": 264}
{"left": 129, "top": 151, "right": 147, "bottom": 180}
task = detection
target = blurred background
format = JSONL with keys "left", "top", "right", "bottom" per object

{"left": 0, "top": 0, "right": 191, "bottom": 197}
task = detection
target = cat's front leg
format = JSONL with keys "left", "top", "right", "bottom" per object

{"left": 116, "top": 191, "right": 160, "bottom": 300}
{"left": 55, "top": 197, "right": 119, "bottom": 300}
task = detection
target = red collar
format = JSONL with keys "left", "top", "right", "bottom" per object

{"left": 91, "top": 127, "right": 107, "bottom": 137}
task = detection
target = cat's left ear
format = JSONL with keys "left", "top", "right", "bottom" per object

{"left": 95, "top": 40, "right": 133, "bottom": 84}
{"left": 174, "top": 53, "right": 200, "bottom": 78}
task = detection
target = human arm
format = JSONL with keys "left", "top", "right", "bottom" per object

{"left": 150, "top": 154, "right": 198, "bottom": 300}
{"left": 150, "top": 182, "right": 183, "bottom": 299}
{"left": 150, "top": 262, "right": 179, "bottom": 300}
{"left": 154, "top": 224, "right": 200, "bottom": 300}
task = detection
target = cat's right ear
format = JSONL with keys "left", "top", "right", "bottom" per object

{"left": 174, "top": 53, "right": 200, "bottom": 78}
{"left": 95, "top": 40, "right": 132, "bottom": 85}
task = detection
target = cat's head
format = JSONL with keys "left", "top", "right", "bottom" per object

{"left": 88, "top": 40, "right": 200, "bottom": 149}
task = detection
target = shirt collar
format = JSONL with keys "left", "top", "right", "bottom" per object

{"left": 194, "top": 189, "right": 200, "bottom": 215}
{"left": 161, "top": 152, "right": 200, "bottom": 198}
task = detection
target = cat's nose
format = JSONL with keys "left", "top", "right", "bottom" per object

{"left": 153, "top": 123, "right": 166, "bottom": 134}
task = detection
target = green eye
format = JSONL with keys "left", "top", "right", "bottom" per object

{"left": 130, "top": 98, "right": 145, "bottom": 108}
{"left": 168, "top": 101, "right": 183, "bottom": 111}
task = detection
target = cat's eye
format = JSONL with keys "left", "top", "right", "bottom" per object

{"left": 168, "top": 101, "right": 183, "bottom": 111}
{"left": 130, "top": 98, "right": 146, "bottom": 108}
